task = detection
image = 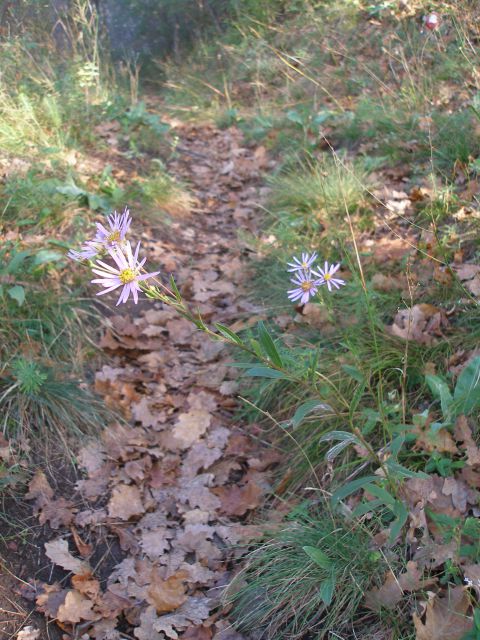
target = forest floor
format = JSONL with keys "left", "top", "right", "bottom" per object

{"left": 0, "top": 119, "right": 279, "bottom": 640}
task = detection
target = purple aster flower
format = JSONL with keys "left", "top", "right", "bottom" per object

{"left": 94, "top": 208, "right": 131, "bottom": 249}
{"left": 313, "top": 261, "right": 346, "bottom": 292}
{"left": 287, "top": 251, "right": 318, "bottom": 273}
{"left": 67, "top": 241, "right": 102, "bottom": 262}
{"left": 91, "top": 241, "right": 159, "bottom": 305}
{"left": 287, "top": 270, "right": 321, "bottom": 305}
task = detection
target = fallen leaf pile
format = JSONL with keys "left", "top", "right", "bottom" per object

{"left": 25, "top": 123, "right": 279, "bottom": 639}
{"left": 360, "top": 415, "right": 480, "bottom": 638}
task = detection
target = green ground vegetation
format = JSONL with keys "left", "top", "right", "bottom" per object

{"left": 161, "top": 1, "right": 480, "bottom": 637}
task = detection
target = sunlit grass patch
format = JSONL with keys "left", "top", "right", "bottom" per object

{"left": 226, "top": 505, "right": 386, "bottom": 639}
{"left": 135, "top": 165, "right": 195, "bottom": 217}
{"left": 266, "top": 155, "right": 372, "bottom": 244}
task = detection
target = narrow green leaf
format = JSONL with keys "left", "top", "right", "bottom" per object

{"left": 320, "top": 430, "right": 360, "bottom": 443}
{"left": 349, "top": 381, "right": 367, "bottom": 417}
{"left": 169, "top": 275, "right": 182, "bottom": 301}
{"left": 325, "top": 440, "right": 355, "bottom": 461}
{"left": 366, "top": 484, "right": 396, "bottom": 507}
{"left": 302, "top": 546, "right": 332, "bottom": 570}
{"left": 215, "top": 323, "right": 244, "bottom": 346}
{"left": 249, "top": 338, "right": 263, "bottom": 359}
{"left": 352, "top": 498, "right": 384, "bottom": 517}
{"left": 7, "top": 285, "right": 25, "bottom": 306}
{"left": 320, "top": 576, "right": 336, "bottom": 606}
{"left": 257, "top": 321, "right": 283, "bottom": 368}
{"left": 388, "top": 501, "right": 408, "bottom": 543}
{"left": 331, "top": 475, "right": 378, "bottom": 506}
{"left": 245, "top": 366, "right": 288, "bottom": 379}
{"left": 292, "top": 399, "right": 331, "bottom": 428}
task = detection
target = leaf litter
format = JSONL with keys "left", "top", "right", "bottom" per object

{"left": 24, "top": 122, "right": 277, "bottom": 639}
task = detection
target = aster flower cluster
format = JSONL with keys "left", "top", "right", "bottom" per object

{"left": 68, "top": 207, "right": 159, "bottom": 305}
{"left": 287, "top": 251, "right": 345, "bottom": 305}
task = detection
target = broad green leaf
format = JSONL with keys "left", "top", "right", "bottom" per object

{"left": 341, "top": 364, "right": 365, "bottom": 383}
{"left": 320, "top": 576, "right": 336, "bottom": 606}
{"left": 257, "top": 321, "right": 283, "bottom": 368}
{"left": 215, "top": 323, "right": 244, "bottom": 346}
{"left": 33, "top": 249, "right": 63, "bottom": 266}
{"left": 453, "top": 356, "right": 480, "bottom": 416}
{"left": 302, "top": 546, "right": 332, "bottom": 570}
{"left": 384, "top": 459, "right": 429, "bottom": 479}
{"left": 425, "top": 374, "right": 453, "bottom": 417}
{"left": 245, "top": 366, "right": 288, "bottom": 379}
{"left": 56, "top": 183, "right": 87, "bottom": 198}
{"left": 331, "top": 475, "right": 378, "bottom": 506}
{"left": 8, "top": 285, "right": 25, "bottom": 306}
{"left": 286, "top": 110, "right": 304, "bottom": 126}
{"left": 361, "top": 408, "right": 381, "bottom": 435}
{"left": 4, "top": 250, "right": 30, "bottom": 275}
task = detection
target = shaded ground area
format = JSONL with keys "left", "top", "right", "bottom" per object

{"left": 0, "top": 122, "right": 279, "bottom": 639}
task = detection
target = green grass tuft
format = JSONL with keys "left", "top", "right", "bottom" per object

{"left": 226, "top": 504, "right": 387, "bottom": 639}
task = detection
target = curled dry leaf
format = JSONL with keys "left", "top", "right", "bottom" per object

{"left": 214, "top": 479, "right": 264, "bottom": 516}
{"left": 25, "top": 469, "right": 54, "bottom": 506}
{"left": 171, "top": 410, "right": 212, "bottom": 449}
{"left": 453, "top": 263, "right": 480, "bottom": 296}
{"left": 38, "top": 497, "right": 76, "bottom": 529}
{"left": 107, "top": 484, "right": 145, "bottom": 520}
{"left": 454, "top": 416, "right": 480, "bottom": 465}
{"left": 16, "top": 626, "right": 41, "bottom": 640}
{"left": 387, "top": 304, "right": 449, "bottom": 345}
{"left": 44, "top": 538, "right": 91, "bottom": 576}
{"left": 146, "top": 568, "right": 188, "bottom": 614}
{"left": 35, "top": 583, "right": 69, "bottom": 619}
{"left": 411, "top": 416, "right": 457, "bottom": 455}
{"left": 364, "top": 561, "right": 437, "bottom": 611}
{"left": 413, "top": 586, "right": 473, "bottom": 640}
{"left": 56, "top": 589, "right": 100, "bottom": 624}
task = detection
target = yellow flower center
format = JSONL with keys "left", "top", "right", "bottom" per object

{"left": 119, "top": 268, "right": 136, "bottom": 284}
{"left": 324, "top": 273, "right": 331, "bottom": 280}
{"left": 301, "top": 280, "right": 312, "bottom": 291}
{"left": 301, "top": 261, "right": 308, "bottom": 268}
{"left": 107, "top": 230, "right": 121, "bottom": 243}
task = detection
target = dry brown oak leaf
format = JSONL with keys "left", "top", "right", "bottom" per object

{"left": 413, "top": 586, "right": 473, "bottom": 640}
{"left": 364, "top": 561, "right": 437, "bottom": 611}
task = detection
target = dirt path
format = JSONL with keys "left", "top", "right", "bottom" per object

{"left": 11, "top": 123, "right": 279, "bottom": 640}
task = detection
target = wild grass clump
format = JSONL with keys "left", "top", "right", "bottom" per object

{"left": 135, "top": 165, "right": 194, "bottom": 217}
{"left": 0, "top": 237, "right": 108, "bottom": 447}
{"left": 267, "top": 156, "right": 371, "bottom": 244}
{"left": 226, "top": 505, "right": 386, "bottom": 639}
{"left": 0, "top": 357, "right": 107, "bottom": 443}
